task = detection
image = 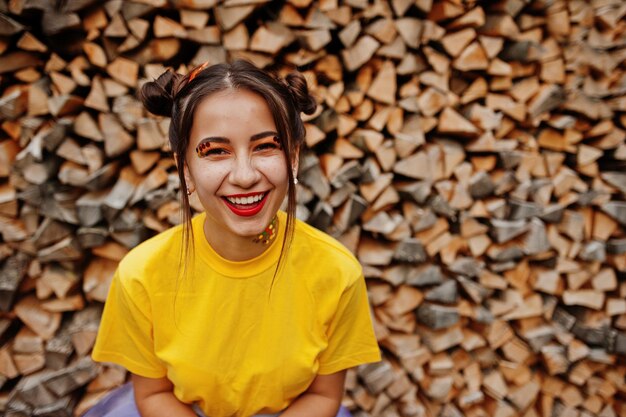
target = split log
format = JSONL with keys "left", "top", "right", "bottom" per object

{"left": 0, "top": 1, "right": 625, "bottom": 416}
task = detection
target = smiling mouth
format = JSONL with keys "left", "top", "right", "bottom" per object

{"left": 222, "top": 192, "right": 269, "bottom": 216}
{"left": 225, "top": 192, "right": 267, "bottom": 205}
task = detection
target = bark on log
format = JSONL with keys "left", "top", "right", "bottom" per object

{"left": 0, "top": 1, "right": 625, "bottom": 416}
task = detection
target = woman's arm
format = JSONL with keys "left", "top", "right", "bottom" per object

{"left": 132, "top": 373, "right": 198, "bottom": 417}
{"left": 280, "top": 370, "right": 347, "bottom": 417}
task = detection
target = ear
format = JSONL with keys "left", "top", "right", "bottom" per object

{"left": 291, "top": 146, "right": 300, "bottom": 178}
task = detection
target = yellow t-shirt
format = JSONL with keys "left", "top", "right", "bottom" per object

{"left": 91, "top": 211, "right": 381, "bottom": 417}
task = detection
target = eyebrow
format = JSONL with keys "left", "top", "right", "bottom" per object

{"left": 196, "top": 131, "right": 278, "bottom": 146}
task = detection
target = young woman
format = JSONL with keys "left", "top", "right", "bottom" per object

{"left": 89, "top": 60, "right": 381, "bottom": 417}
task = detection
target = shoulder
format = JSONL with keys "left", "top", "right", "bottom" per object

{"left": 290, "top": 218, "right": 362, "bottom": 287}
{"left": 116, "top": 220, "right": 186, "bottom": 287}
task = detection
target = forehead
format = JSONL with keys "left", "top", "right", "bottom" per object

{"left": 186, "top": 88, "right": 282, "bottom": 157}
{"left": 192, "top": 89, "right": 275, "bottom": 130}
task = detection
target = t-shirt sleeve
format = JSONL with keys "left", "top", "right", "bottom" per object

{"left": 91, "top": 269, "right": 167, "bottom": 378}
{"left": 317, "top": 273, "right": 381, "bottom": 375}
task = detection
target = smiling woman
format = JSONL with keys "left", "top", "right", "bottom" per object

{"left": 89, "top": 60, "right": 381, "bottom": 417}
{"left": 184, "top": 89, "right": 290, "bottom": 261}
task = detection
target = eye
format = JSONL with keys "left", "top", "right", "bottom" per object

{"left": 196, "top": 142, "right": 229, "bottom": 158}
{"left": 206, "top": 148, "right": 229, "bottom": 155}
{"left": 254, "top": 142, "right": 280, "bottom": 151}
{"left": 254, "top": 136, "right": 282, "bottom": 152}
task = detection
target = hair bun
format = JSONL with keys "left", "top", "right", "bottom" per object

{"left": 284, "top": 72, "right": 317, "bottom": 115}
{"left": 138, "top": 70, "right": 184, "bottom": 117}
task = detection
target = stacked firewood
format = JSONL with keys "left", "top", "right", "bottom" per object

{"left": 0, "top": 0, "right": 624, "bottom": 416}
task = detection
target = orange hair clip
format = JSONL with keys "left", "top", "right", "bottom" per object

{"left": 188, "top": 61, "right": 209, "bottom": 83}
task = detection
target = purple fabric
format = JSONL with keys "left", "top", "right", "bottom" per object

{"left": 82, "top": 383, "right": 139, "bottom": 417}
{"left": 82, "top": 383, "right": 353, "bottom": 417}
{"left": 336, "top": 405, "right": 352, "bottom": 417}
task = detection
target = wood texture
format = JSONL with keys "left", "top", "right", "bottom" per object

{"left": 0, "top": 1, "right": 625, "bottom": 416}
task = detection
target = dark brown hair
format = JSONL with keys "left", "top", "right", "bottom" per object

{"left": 138, "top": 60, "right": 316, "bottom": 293}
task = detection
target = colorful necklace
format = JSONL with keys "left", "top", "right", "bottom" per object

{"left": 253, "top": 215, "right": 278, "bottom": 245}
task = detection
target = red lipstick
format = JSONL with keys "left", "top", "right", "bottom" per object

{"left": 222, "top": 192, "right": 268, "bottom": 217}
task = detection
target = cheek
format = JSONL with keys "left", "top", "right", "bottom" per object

{"left": 256, "top": 157, "right": 289, "bottom": 184}
{"left": 190, "top": 162, "right": 232, "bottom": 191}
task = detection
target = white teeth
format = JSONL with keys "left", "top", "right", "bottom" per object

{"left": 226, "top": 193, "right": 265, "bottom": 205}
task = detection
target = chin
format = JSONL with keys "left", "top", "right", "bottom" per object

{"left": 227, "top": 215, "right": 274, "bottom": 237}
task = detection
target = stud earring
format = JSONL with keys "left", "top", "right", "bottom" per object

{"left": 293, "top": 177, "right": 298, "bottom": 185}
{"left": 187, "top": 189, "right": 193, "bottom": 196}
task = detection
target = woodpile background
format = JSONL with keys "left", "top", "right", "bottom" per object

{"left": 0, "top": 0, "right": 624, "bottom": 416}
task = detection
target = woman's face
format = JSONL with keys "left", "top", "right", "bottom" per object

{"left": 184, "top": 89, "right": 292, "bottom": 245}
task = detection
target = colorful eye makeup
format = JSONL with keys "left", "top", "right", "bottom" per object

{"left": 196, "top": 141, "right": 211, "bottom": 157}
{"left": 195, "top": 135, "right": 281, "bottom": 158}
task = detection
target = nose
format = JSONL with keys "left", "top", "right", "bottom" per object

{"left": 228, "top": 155, "right": 261, "bottom": 188}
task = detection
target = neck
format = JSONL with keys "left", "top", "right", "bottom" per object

{"left": 253, "top": 215, "right": 278, "bottom": 245}
{"left": 202, "top": 216, "right": 280, "bottom": 262}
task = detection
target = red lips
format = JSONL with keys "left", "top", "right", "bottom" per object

{"left": 222, "top": 192, "right": 268, "bottom": 217}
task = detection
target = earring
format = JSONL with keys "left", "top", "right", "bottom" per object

{"left": 187, "top": 189, "right": 193, "bottom": 196}
{"left": 293, "top": 177, "right": 298, "bottom": 185}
